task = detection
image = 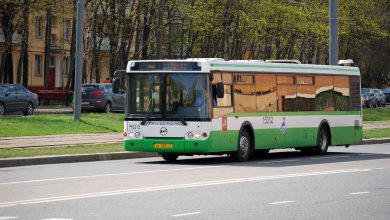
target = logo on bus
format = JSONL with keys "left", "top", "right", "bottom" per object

{"left": 280, "top": 117, "right": 287, "bottom": 133}
{"left": 160, "top": 127, "right": 168, "bottom": 136}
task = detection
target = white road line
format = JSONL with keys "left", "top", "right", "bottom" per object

{"left": 0, "top": 217, "right": 19, "bottom": 220}
{"left": 172, "top": 212, "right": 200, "bottom": 217}
{"left": 350, "top": 191, "right": 370, "bottom": 195}
{"left": 311, "top": 156, "right": 350, "bottom": 160}
{"left": 40, "top": 218, "right": 74, "bottom": 220}
{"left": 359, "top": 153, "right": 373, "bottom": 156}
{"left": 257, "top": 159, "right": 300, "bottom": 164}
{"left": 269, "top": 201, "right": 294, "bottom": 205}
{"left": 0, "top": 168, "right": 374, "bottom": 208}
{"left": 0, "top": 166, "right": 224, "bottom": 186}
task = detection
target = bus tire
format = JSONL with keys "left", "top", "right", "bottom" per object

{"left": 160, "top": 153, "right": 179, "bottom": 162}
{"left": 314, "top": 126, "right": 330, "bottom": 154}
{"left": 231, "top": 129, "right": 252, "bottom": 162}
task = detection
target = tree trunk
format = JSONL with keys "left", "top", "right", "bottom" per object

{"left": 44, "top": 4, "right": 52, "bottom": 89}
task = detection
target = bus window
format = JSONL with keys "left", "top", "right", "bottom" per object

{"left": 315, "top": 76, "right": 334, "bottom": 111}
{"left": 297, "top": 84, "right": 316, "bottom": 111}
{"left": 255, "top": 74, "right": 277, "bottom": 112}
{"left": 234, "top": 74, "right": 256, "bottom": 112}
{"left": 277, "top": 85, "right": 297, "bottom": 112}
{"left": 277, "top": 75, "right": 294, "bottom": 84}
{"left": 334, "top": 76, "right": 350, "bottom": 111}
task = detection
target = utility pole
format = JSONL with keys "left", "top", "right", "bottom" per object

{"left": 329, "top": 0, "right": 338, "bottom": 65}
{"left": 74, "top": 0, "right": 84, "bottom": 120}
{"left": 156, "top": 0, "right": 164, "bottom": 59}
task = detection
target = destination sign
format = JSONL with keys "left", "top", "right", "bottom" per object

{"left": 131, "top": 62, "right": 201, "bottom": 71}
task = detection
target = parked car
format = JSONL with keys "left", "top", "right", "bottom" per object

{"left": 0, "top": 84, "right": 39, "bottom": 116}
{"left": 372, "top": 89, "right": 386, "bottom": 107}
{"left": 382, "top": 88, "right": 390, "bottom": 103}
{"left": 81, "top": 83, "right": 125, "bottom": 112}
{"left": 361, "top": 88, "right": 376, "bottom": 108}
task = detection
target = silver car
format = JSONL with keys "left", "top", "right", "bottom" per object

{"left": 81, "top": 83, "right": 125, "bottom": 112}
{"left": 0, "top": 84, "right": 39, "bottom": 116}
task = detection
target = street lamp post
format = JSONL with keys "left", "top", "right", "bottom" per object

{"left": 329, "top": 0, "right": 338, "bottom": 66}
{"left": 74, "top": 0, "right": 84, "bottom": 120}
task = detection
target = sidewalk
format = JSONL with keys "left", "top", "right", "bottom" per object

{"left": 0, "top": 133, "right": 121, "bottom": 148}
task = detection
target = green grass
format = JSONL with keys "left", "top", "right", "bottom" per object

{"left": 0, "top": 113, "right": 124, "bottom": 137}
{"left": 363, "top": 108, "right": 390, "bottom": 121}
{"left": 363, "top": 128, "right": 390, "bottom": 139}
{"left": 0, "top": 143, "right": 124, "bottom": 158}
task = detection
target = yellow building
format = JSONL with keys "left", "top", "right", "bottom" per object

{"left": 0, "top": 1, "right": 112, "bottom": 92}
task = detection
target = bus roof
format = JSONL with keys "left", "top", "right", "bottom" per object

{"left": 126, "top": 59, "right": 360, "bottom": 76}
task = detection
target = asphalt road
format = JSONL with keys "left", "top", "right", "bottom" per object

{"left": 0, "top": 143, "right": 389, "bottom": 220}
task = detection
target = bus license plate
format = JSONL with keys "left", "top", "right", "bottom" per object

{"left": 154, "top": 143, "right": 173, "bottom": 149}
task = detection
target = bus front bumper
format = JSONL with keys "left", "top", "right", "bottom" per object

{"left": 124, "top": 138, "right": 212, "bottom": 154}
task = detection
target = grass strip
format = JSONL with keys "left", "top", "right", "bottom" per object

{"left": 363, "top": 108, "right": 390, "bottom": 121}
{"left": 0, "top": 143, "right": 124, "bottom": 158}
{"left": 0, "top": 113, "right": 124, "bottom": 137}
{"left": 363, "top": 128, "right": 390, "bottom": 139}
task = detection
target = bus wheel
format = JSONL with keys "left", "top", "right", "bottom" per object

{"left": 232, "top": 129, "right": 252, "bottom": 162}
{"left": 314, "top": 127, "right": 330, "bottom": 154}
{"left": 160, "top": 153, "right": 179, "bottom": 162}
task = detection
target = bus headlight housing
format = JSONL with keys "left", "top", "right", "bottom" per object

{"left": 126, "top": 131, "right": 143, "bottom": 139}
{"left": 186, "top": 131, "right": 208, "bottom": 140}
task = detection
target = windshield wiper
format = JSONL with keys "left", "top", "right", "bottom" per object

{"left": 140, "top": 98, "right": 154, "bottom": 125}
{"left": 174, "top": 110, "right": 187, "bottom": 126}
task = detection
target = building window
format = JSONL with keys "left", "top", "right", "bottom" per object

{"left": 35, "top": 16, "right": 43, "bottom": 38}
{"left": 35, "top": 55, "right": 42, "bottom": 76}
{"left": 63, "top": 19, "right": 71, "bottom": 41}
{"left": 51, "top": 34, "right": 57, "bottom": 46}
{"left": 50, "top": 56, "right": 56, "bottom": 66}
{"left": 51, "top": 16, "right": 57, "bottom": 28}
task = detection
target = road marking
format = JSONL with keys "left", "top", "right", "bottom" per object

{"left": 350, "top": 191, "right": 370, "bottom": 195}
{"left": 311, "top": 155, "right": 350, "bottom": 160}
{"left": 0, "top": 168, "right": 374, "bottom": 208}
{"left": 0, "top": 166, "right": 224, "bottom": 186}
{"left": 0, "top": 217, "right": 19, "bottom": 220}
{"left": 40, "top": 218, "right": 74, "bottom": 220}
{"left": 269, "top": 201, "right": 294, "bottom": 205}
{"left": 257, "top": 159, "right": 300, "bottom": 164}
{"left": 172, "top": 212, "right": 200, "bottom": 217}
{"left": 359, "top": 153, "right": 373, "bottom": 156}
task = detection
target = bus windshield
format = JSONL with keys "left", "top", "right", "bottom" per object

{"left": 129, "top": 73, "right": 210, "bottom": 122}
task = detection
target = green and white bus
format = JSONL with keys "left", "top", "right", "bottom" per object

{"left": 124, "top": 59, "right": 362, "bottom": 162}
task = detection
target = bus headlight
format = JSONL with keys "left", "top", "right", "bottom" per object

{"left": 126, "top": 131, "right": 143, "bottom": 139}
{"left": 194, "top": 132, "right": 201, "bottom": 139}
{"left": 186, "top": 131, "right": 208, "bottom": 140}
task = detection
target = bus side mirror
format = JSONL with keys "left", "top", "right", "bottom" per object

{"left": 112, "top": 77, "right": 121, "bottom": 94}
{"left": 216, "top": 82, "right": 224, "bottom": 98}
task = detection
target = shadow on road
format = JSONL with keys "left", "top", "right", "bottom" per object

{"left": 140, "top": 148, "right": 390, "bottom": 168}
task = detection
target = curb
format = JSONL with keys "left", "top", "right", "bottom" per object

{"left": 0, "top": 152, "right": 158, "bottom": 168}
{"left": 0, "top": 138, "right": 389, "bottom": 168}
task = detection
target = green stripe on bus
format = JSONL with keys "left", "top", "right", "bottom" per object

{"left": 124, "top": 126, "right": 362, "bottom": 154}
{"left": 210, "top": 63, "right": 360, "bottom": 73}
{"left": 227, "top": 111, "right": 361, "bottom": 117}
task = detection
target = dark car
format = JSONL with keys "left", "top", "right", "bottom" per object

{"left": 382, "top": 88, "right": 390, "bottom": 104}
{"left": 361, "top": 88, "right": 376, "bottom": 108}
{"left": 372, "top": 89, "right": 386, "bottom": 107}
{"left": 0, "top": 84, "right": 39, "bottom": 116}
{"left": 81, "top": 83, "right": 125, "bottom": 112}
